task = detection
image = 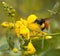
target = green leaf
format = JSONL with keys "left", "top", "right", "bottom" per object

{"left": 40, "top": 49, "right": 60, "bottom": 56}
{"left": 31, "top": 37, "right": 53, "bottom": 54}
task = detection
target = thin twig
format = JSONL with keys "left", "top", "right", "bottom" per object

{"left": 31, "top": 33, "right": 60, "bottom": 40}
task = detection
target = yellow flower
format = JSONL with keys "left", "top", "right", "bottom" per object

{"left": 13, "top": 48, "right": 18, "bottom": 53}
{"left": 15, "top": 21, "right": 30, "bottom": 40}
{"left": 25, "top": 40, "right": 36, "bottom": 54}
{"left": 1, "top": 22, "right": 9, "bottom": 28}
{"left": 17, "top": 14, "right": 40, "bottom": 32}
{"left": 27, "top": 14, "right": 38, "bottom": 24}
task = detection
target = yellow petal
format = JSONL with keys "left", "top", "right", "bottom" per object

{"left": 28, "top": 23, "right": 40, "bottom": 32}
{"left": 15, "top": 20, "right": 30, "bottom": 39}
{"left": 20, "top": 27, "right": 30, "bottom": 40}
{"left": 27, "top": 14, "right": 38, "bottom": 24}
{"left": 27, "top": 40, "right": 36, "bottom": 54}
{"left": 20, "top": 18, "right": 27, "bottom": 26}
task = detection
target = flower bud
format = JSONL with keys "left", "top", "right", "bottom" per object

{"left": 1, "top": 22, "right": 8, "bottom": 28}
{"left": 45, "top": 36, "right": 52, "bottom": 39}
{"left": 2, "top": 2, "right": 8, "bottom": 8}
{"left": 11, "top": 13, "right": 15, "bottom": 17}
{"left": 13, "top": 48, "right": 18, "bottom": 53}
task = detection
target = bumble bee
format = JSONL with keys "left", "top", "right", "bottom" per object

{"left": 34, "top": 18, "right": 50, "bottom": 31}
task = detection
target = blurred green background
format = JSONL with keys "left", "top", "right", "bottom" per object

{"left": 0, "top": 0, "right": 60, "bottom": 56}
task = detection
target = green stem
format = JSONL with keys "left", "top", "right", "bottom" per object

{"left": 41, "top": 35, "right": 44, "bottom": 49}
{"left": 48, "top": 33, "right": 60, "bottom": 36}
{"left": 31, "top": 33, "right": 60, "bottom": 37}
{"left": 11, "top": 17, "right": 15, "bottom": 23}
{"left": 31, "top": 33, "right": 60, "bottom": 40}
{"left": 19, "top": 36, "right": 23, "bottom": 50}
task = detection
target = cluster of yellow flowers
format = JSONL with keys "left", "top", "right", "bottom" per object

{"left": 1, "top": 14, "right": 52, "bottom": 54}
{"left": 15, "top": 15, "right": 40, "bottom": 40}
